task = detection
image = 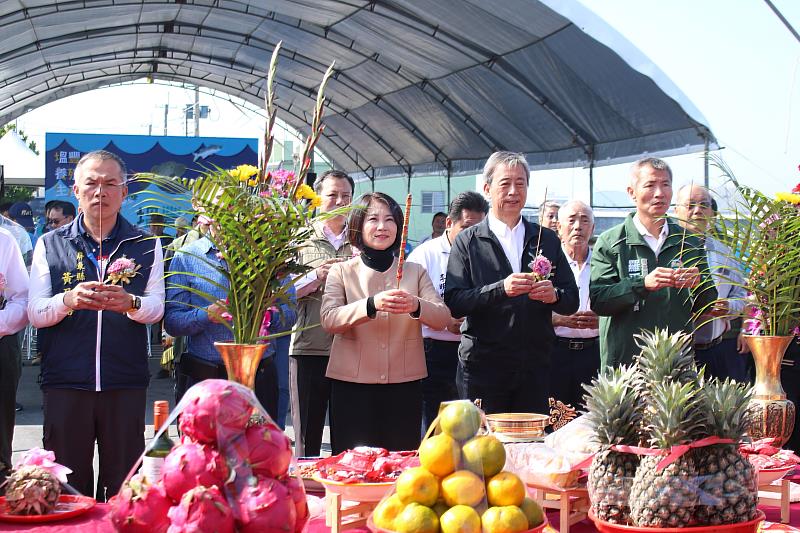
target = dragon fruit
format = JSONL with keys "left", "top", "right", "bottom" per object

{"left": 110, "top": 474, "right": 172, "bottom": 533}
{"left": 235, "top": 477, "right": 296, "bottom": 533}
{"left": 178, "top": 379, "right": 252, "bottom": 445}
{"left": 162, "top": 442, "right": 229, "bottom": 501}
{"left": 226, "top": 422, "right": 292, "bottom": 479}
{"left": 167, "top": 485, "right": 234, "bottom": 533}
{"left": 282, "top": 475, "right": 309, "bottom": 532}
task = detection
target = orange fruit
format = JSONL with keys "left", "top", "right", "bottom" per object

{"left": 396, "top": 467, "right": 439, "bottom": 507}
{"left": 420, "top": 433, "right": 461, "bottom": 477}
{"left": 373, "top": 495, "right": 406, "bottom": 530}
{"left": 440, "top": 469, "right": 485, "bottom": 507}
{"left": 486, "top": 471, "right": 526, "bottom": 507}
{"left": 394, "top": 502, "right": 439, "bottom": 533}
{"left": 520, "top": 497, "right": 545, "bottom": 528}
{"left": 462, "top": 435, "right": 506, "bottom": 477}
{"left": 439, "top": 401, "right": 481, "bottom": 441}
{"left": 440, "top": 504, "right": 481, "bottom": 533}
{"left": 481, "top": 505, "right": 529, "bottom": 533}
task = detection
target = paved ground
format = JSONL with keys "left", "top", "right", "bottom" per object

{"left": 11, "top": 348, "right": 331, "bottom": 471}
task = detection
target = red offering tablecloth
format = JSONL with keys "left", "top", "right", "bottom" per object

{"left": 0, "top": 502, "right": 799, "bottom": 532}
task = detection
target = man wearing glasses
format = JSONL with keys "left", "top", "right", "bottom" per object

{"left": 28, "top": 150, "right": 165, "bottom": 501}
{"left": 675, "top": 184, "right": 749, "bottom": 381}
{"left": 45, "top": 200, "right": 76, "bottom": 231}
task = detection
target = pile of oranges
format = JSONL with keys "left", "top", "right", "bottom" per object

{"left": 372, "top": 401, "right": 544, "bottom": 533}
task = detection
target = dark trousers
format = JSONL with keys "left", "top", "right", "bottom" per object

{"left": 290, "top": 355, "right": 331, "bottom": 457}
{"left": 175, "top": 354, "right": 279, "bottom": 423}
{"left": 421, "top": 339, "right": 460, "bottom": 435}
{"left": 457, "top": 358, "right": 550, "bottom": 415}
{"left": 695, "top": 337, "right": 749, "bottom": 382}
{"left": 0, "top": 335, "right": 21, "bottom": 479}
{"left": 42, "top": 388, "right": 146, "bottom": 501}
{"left": 329, "top": 379, "right": 421, "bottom": 455}
{"left": 549, "top": 338, "right": 600, "bottom": 410}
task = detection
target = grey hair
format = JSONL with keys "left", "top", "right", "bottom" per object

{"left": 538, "top": 201, "right": 560, "bottom": 224}
{"left": 482, "top": 151, "right": 530, "bottom": 186}
{"left": 629, "top": 157, "right": 672, "bottom": 187}
{"left": 75, "top": 150, "right": 128, "bottom": 183}
{"left": 558, "top": 199, "right": 595, "bottom": 224}
{"left": 676, "top": 183, "right": 711, "bottom": 204}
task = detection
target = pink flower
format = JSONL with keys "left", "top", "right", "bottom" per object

{"left": 258, "top": 308, "right": 274, "bottom": 340}
{"left": 743, "top": 319, "right": 763, "bottom": 336}
{"left": 17, "top": 447, "right": 72, "bottom": 483}
{"left": 792, "top": 325, "right": 800, "bottom": 337}
{"left": 107, "top": 257, "right": 135, "bottom": 275}
{"left": 529, "top": 254, "right": 552, "bottom": 281}
{"left": 0, "top": 273, "right": 6, "bottom": 291}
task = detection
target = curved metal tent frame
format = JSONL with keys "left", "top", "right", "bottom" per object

{"left": 0, "top": 0, "right": 716, "bottom": 180}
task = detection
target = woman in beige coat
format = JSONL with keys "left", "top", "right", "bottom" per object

{"left": 321, "top": 192, "right": 450, "bottom": 453}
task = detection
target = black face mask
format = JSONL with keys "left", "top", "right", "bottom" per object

{"left": 359, "top": 244, "right": 395, "bottom": 272}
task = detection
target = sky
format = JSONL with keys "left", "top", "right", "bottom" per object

{"left": 8, "top": 0, "right": 800, "bottom": 209}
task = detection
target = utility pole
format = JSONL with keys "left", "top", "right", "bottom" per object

{"left": 163, "top": 102, "right": 169, "bottom": 136}
{"left": 194, "top": 86, "right": 200, "bottom": 137}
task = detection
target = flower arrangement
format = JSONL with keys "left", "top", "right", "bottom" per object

{"left": 529, "top": 254, "right": 553, "bottom": 281}
{"left": 106, "top": 256, "right": 142, "bottom": 285}
{"left": 714, "top": 159, "right": 800, "bottom": 337}
{"left": 140, "top": 42, "right": 332, "bottom": 344}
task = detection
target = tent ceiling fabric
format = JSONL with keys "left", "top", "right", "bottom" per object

{"left": 0, "top": 0, "right": 716, "bottom": 179}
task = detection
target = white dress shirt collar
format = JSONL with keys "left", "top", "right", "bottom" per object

{"left": 487, "top": 212, "right": 526, "bottom": 273}
{"left": 633, "top": 214, "right": 669, "bottom": 257}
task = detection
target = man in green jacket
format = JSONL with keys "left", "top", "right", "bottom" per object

{"left": 289, "top": 170, "right": 353, "bottom": 456}
{"left": 590, "top": 158, "right": 717, "bottom": 367}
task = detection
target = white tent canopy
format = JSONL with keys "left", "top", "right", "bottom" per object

{"left": 0, "top": 130, "right": 44, "bottom": 186}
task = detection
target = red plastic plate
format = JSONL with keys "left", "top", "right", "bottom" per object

{"left": 0, "top": 494, "right": 96, "bottom": 523}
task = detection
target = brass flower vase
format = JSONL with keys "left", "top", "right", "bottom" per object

{"left": 214, "top": 342, "right": 267, "bottom": 390}
{"left": 744, "top": 335, "right": 795, "bottom": 447}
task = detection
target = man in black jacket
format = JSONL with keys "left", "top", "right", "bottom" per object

{"left": 444, "top": 151, "right": 579, "bottom": 414}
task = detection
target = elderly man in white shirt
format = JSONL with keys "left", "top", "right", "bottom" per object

{"left": 0, "top": 228, "right": 29, "bottom": 484}
{"left": 407, "top": 191, "right": 488, "bottom": 432}
{"left": 550, "top": 200, "right": 600, "bottom": 408}
{"left": 675, "top": 184, "right": 749, "bottom": 381}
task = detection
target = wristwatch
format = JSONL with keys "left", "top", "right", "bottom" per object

{"left": 128, "top": 294, "right": 142, "bottom": 313}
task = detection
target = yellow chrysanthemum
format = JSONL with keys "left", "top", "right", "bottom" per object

{"left": 295, "top": 184, "right": 315, "bottom": 200}
{"left": 776, "top": 191, "right": 800, "bottom": 205}
{"left": 230, "top": 164, "right": 259, "bottom": 182}
{"left": 310, "top": 195, "right": 322, "bottom": 208}
{"left": 248, "top": 178, "right": 258, "bottom": 187}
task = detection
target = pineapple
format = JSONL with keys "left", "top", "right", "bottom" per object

{"left": 584, "top": 365, "right": 642, "bottom": 524}
{"left": 3, "top": 465, "right": 61, "bottom": 515}
{"left": 629, "top": 381, "right": 707, "bottom": 527}
{"left": 694, "top": 378, "right": 759, "bottom": 525}
{"left": 634, "top": 329, "right": 700, "bottom": 394}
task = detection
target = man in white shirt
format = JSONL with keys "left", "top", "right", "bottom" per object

{"left": 445, "top": 151, "right": 579, "bottom": 414}
{"left": 550, "top": 200, "right": 600, "bottom": 408}
{"left": 539, "top": 201, "right": 561, "bottom": 233}
{"left": 0, "top": 228, "right": 29, "bottom": 485}
{"left": 675, "top": 184, "right": 749, "bottom": 381}
{"left": 407, "top": 191, "right": 488, "bottom": 432}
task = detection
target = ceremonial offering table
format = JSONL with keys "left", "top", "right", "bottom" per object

{"left": 526, "top": 481, "right": 589, "bottom": 533}
{"left": 2, "top": 500, "right": 800, "bottom": 532}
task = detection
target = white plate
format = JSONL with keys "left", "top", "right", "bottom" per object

{"left": 758, "top": 465, "right": 794, "bottom": 486}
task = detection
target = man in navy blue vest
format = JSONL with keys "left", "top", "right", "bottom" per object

{"left": 28, "top": 150, "right": 165, "bottom": 501}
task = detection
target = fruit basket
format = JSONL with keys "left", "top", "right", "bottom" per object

{"left": 314, "top": 477, "right": 394, "bottom": 503}
{"left": 588, "top": 510, "right": 765, "bottom": 533}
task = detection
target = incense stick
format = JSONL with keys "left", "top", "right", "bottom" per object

{"left": 396, "top": 193, "right": 412, "bottom": 289}
{"left": 534, "top": 187, "right": 548, "bottom": 256}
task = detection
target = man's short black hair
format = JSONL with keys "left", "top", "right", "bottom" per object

{"left": 52, "top": 201, "right": 76, "bottom": 218}
{"left": 448, "top": 191, "right": 489, "bottom": 221}
{"left": 432, "top": 211, "right": 447, "bottom": 220}
{"left": 0, "top": 202, "right": 12, "bottom": 214}
{"left": 313, "top": 169, "right": 355, "bottom": 196}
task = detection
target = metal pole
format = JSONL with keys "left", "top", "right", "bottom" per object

{"left": 588, "top": 146, "right": 595, "bottom": 208}
{"left": 703, "top": 135, "right": 710, "bottom": 189}
{"left": 163, "top": 103, "right": 168, "bottom": 136}
{"left": 194, "top": 86, "right": 200, "bottom": 137}
{"left": 446, "top": 160, "right": 452, "bottom": 206}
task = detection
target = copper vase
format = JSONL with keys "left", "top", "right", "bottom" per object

{"left": 744, "top": 335, "right": 795, "bottom": 447}
{"left": 214, "top": 342, "right": 267, "bottom": 390}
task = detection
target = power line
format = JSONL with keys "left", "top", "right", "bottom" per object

{"left": 763, "top": 0, "right": 800, "bottom": 43}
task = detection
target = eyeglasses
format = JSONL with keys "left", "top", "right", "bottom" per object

{"left": 679, "top": 202, "right": 712, "bottom": 210}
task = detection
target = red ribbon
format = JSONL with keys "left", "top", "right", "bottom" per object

{"left": 574, "top": 437, "right": 735, "bottom": 471}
